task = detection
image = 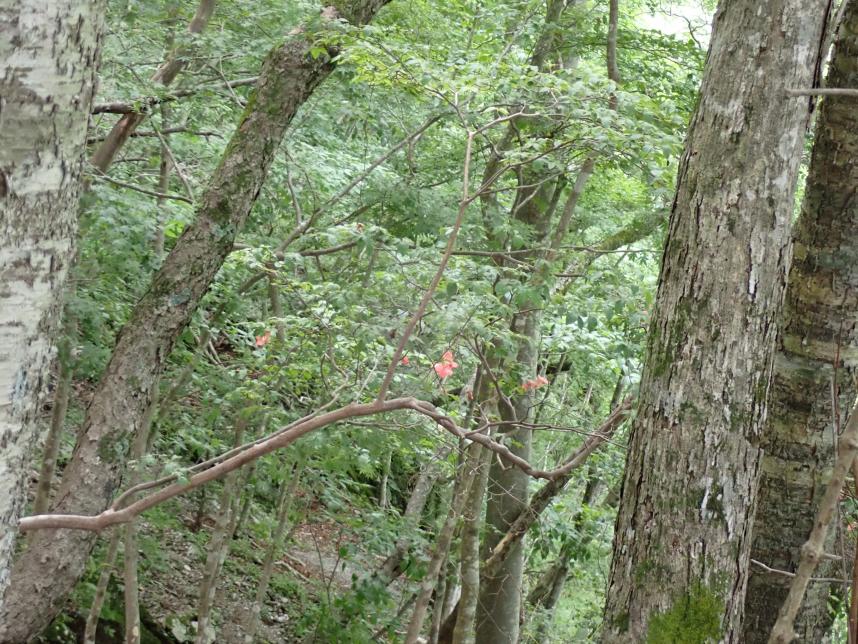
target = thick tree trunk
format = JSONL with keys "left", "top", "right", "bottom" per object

{"left": 601, "top": 1, "right": 829, "bottom": 642}
{"left": 0, "top": 2, "right": 391, "bottom": 639}
{"left": 744, "top": 4, "right": 858, "bottom": 641}
{"left": 0, "top": 0, "right": 103, "bottom": 607}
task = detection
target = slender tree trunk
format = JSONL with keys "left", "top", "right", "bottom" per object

{"left": 373, "top": 445, "right": 450, "bottom": 584}
{"left": 475, "top": 313, "right": 539, "bottom": 644}
{"left": 153, "top": 103, "right": 173, "bottom": 261}
{"left": 122, "top": 388, "right": 158, "bottom": 644}
{"left": 123, "top": 525, "right": 141, "bottom": 644}
{"left": 243, "top": 463, "right": 301, "bottom": 643}
{"left": 0, "top": 3, "right": 392, "bottom": 638}
{"left": 0, "top": 0, "right": 104, "bottom": 607}
{"left": 744, "top": 4, "right": 858, "bottom": 641}
{"left": 195, "top": 417, "right": 249, "bottom": 644}
{"left": 601, "top": 1, "right": 829, "bottom": 641}
{"left": 32, "top": 315, "right": 77, "bottom": 516}
{"left": 526, "top": 473, "right": 612, "bottom": 642}
{"left": 452, "top": 445, "right": 491, "bottom": 644}
{"left": 379, "top": 446, "right": 393, "bottom": 510}
{"left": 82, "top": 531, "right": 122, "bottom": 644}
{"left": 429, "top": 554, "right": 457, "bottom": 644}
{"left": 405, "top": 444, "right": 476, "bottom": 643}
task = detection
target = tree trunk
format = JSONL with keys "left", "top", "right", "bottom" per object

{"left": 32, "top": 315, "right": 77, "bottom": 516}
{"left": 82, "top": 531, "right": 122, "bottom": 644}
{"left": 374, "top": 445, "right": 450, "bottom": 585}
{"left": 0, "top": 2, "right": 392, "bottom": 639}
{"left": 601, "top": 1, "right": 829, "bottom": 642}
{"left": 744, "top": 4, "right": 858, "bottom": 641}
{"left": 405, "top": 444, "right": 476, "bottom": 643}
{"left": 475, "top": 312, "right": 539, "bottom": 644}
{"left": 195, "top": 417, "right": 249, "bottom": 644}
{"left": 452, "top": 445, "right": 491, "bottom": 644}
{"left": 243, "top": 463, "right": 301, "bottom": 644}
{"left": 0, "top": 0, "right": 103, "bottom": 607}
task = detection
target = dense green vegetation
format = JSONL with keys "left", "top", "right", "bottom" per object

{"left": 28, "top": 0, "right": 711, "bottom": 641}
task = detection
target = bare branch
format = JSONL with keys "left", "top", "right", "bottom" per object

{"left": 19, "top": 394, "right": 629, "bottom": 533}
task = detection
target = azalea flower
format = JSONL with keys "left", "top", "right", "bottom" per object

{"left": 255, "top": 330, "right": 271, "bottom": 347}
{"left": 401, "top": 355, "right": 410, "bottom": 366}
{"left": 522, "top": 374, "right": 549, "bottom": 391}
{"left": 433, "top": 350, "right": 459, "bottom": 380}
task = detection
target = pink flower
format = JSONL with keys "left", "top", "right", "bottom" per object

{"left": 434, "top": 362, "right": 455, "bottom": 378}
{"left": 255, "top": 330, "right": 271, "bottom": 347}
{"left": 433, "top": 350, "right": 459, "bottom": 380}
{"left": 522, "top": 375, "right": 549, "bottom": 391}
{"left": 401, "top": 355, "right": 410, "bottom": 366}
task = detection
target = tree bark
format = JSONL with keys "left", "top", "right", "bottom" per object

{"left": 744, "top": 3, "right": 858, "bottom": 641}
{"left": 0, "top": 0, "right": 104, "bottom": 607}
{"left": 0, "top": 2, "right": 392, "bottom": 639}
{"left": 601, "top": 1, "right": 829, "bottom": 641}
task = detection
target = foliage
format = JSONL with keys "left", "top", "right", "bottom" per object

{"left": 44, "top": 0, "right": 712, "bottom": 640}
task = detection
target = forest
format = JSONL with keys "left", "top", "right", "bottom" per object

{"left": 2, "top": 0, "right": 858, "bottom": 642}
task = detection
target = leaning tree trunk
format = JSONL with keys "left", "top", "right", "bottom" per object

{"left": 600, "top": 1, "right": 830, "bottom": 642}
{"left": 0, "top": 0, "right": 103, "bottom": 606}
{"left": 0, "top": 2, "right": 391, "bottom": 639}
{"left": 744, "top": 4, "right": 858, "bottom": 641}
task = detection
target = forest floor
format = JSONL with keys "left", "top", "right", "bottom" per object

{"left": 137, "top": 495, "right": 369, "bottom": 643}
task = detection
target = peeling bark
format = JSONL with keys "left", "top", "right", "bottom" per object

{"left": 0, "top": 0, "right": 104, "bottom": 608}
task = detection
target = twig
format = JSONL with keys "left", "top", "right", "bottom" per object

{"left": 786, "top": 88, "right": 858, "bottom": 98}
{"left": 751, "top": 559, "right": 849, "bottom": 584}
{"left": 89, "top": 169, "right": 193, "bottom": 203}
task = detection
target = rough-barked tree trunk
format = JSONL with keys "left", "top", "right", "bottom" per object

{"left": 0, "top": 0, "right": 104, "bottom": 606}
{"left": 601, "top": 1, "right": 829, "bottom": 641}
{"left": 0, "top": 2, "right": 392, "bottom": 639}
{"left": 744, "top": 3, "right": 858, "bottom": 641}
